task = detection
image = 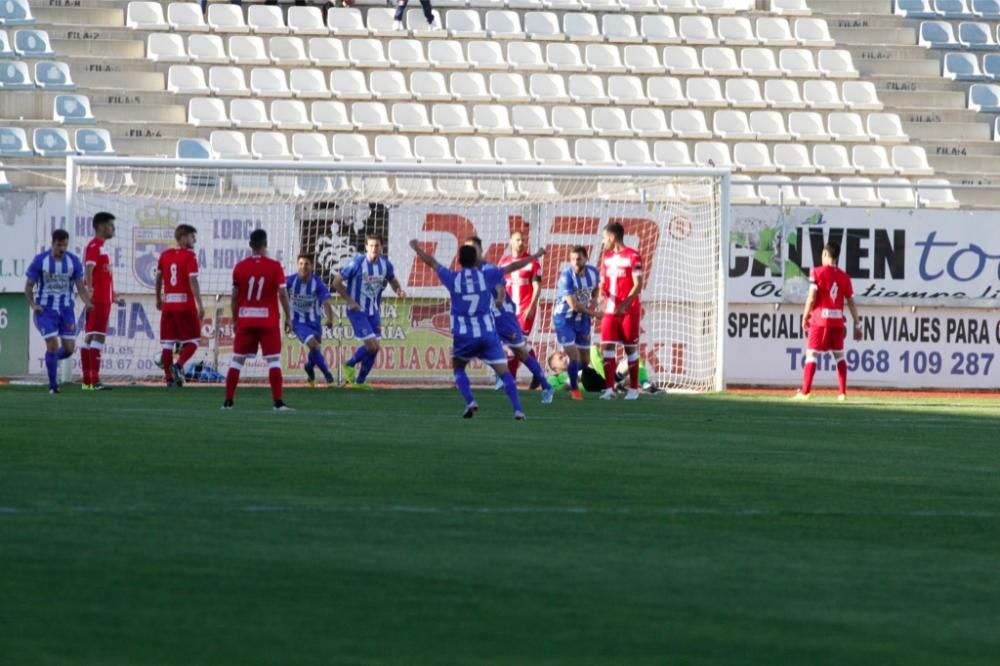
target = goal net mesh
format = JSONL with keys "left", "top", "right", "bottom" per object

{"left": 69, "top": 163, "right": 724, "bottom": 390}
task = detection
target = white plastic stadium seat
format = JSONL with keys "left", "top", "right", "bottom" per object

{"left": 702, "top": 47, "right": 743, "bottom": 77}
{"left": 818, "top": 50, "right": 859, "bottom": 79}
{"left": 433, "top": 103, "right": 473, "bottom": 134}
{"left": 798, "top": 176, "right": 842, "bottom": 207}
{"left": 603, "top": 15, "right": 642, "bottom": 44}
{"left": 879, "top": 178, "right": 917, "bottom": 208}
{"left": 331, "top": 134, "right": 374, "bottom": 162}
{"left": 210, "top": 130, "right": 250, "bottom": 159}
{"left": 525, "top": 11, "right": 562, "bottom": 40}
{"left": 447, "top": 10, "right": 487, "bottom": 38}
{"left": 530, "top": 73, "right": 571, "bottom": 104}
{"left": 575, "top": 138, "right": 616, "bottom": 167}
{"left": 485, "top": 10, "right": 525, "bottom": 39}
{"left": 671, "top": 109, "right": 713, "bottom": 139}
{"left": 772, "top": 0, "right": 812, "bottom": 14}
{"left": 678, "top": 16, "right": 719, "bottom": 45}
{"left": 687, "top": 77, "right": 726, "bottom": 107}
{"left": 249, "top": 67, "right": 290, "bottom": 98}
{"left": 428, "top": 39, "right": 470, "bottom": 69}
{"left": 718, "top": 16, "right": 757, "bottom": 46}
{"left": 312, "top": 100, "right": 353, "bottom": 131}
{"left": 750, "top": 111, "right": 791, "bottom": 140}
{"left": 852, "top": 145, "right": 895, "bottom": 176}
{"left": 496, "top": 136, "right": 536, "bottom": 165}
{"left": 454, "top": 136, "right": 494, "bottom": 164}
{"left": 167, "top": 3, "right": 208, "bottom": 32}
{"left": 624, "top": 45, "right": 665, "bottom": 74}
{"left": 288, "top": 7, "right": 327, "bottom": 36}
{"left": 251, "top": 131, "right": 292, "bottom": 160}
{"left": 270, "top": 37, "right": 309, "bottom": 66}
{"left": 511, "top": 105, "right": 553, "bottom": 135}
{"left": 803, "top": 80, "right": 844, "bottom": 110}
{"left": 813, "top": 144, "right": 854, "bottom": 175}
{"left": 189, "top": 97, "right": 229, "bottom": 128}
{"left": 569, "top": 74, "right": 609, "bottom": 105}
{"left": 326, "top": 8, "right": 368, "bottom": 37}
{"left": 349, "top": 38, "right": 389, "bottom": 68}
{"left": 892, "top": 145, "right": 934, "bottom": 175}
{"left": 654, "top": 140, "right": 694, "bottom": 168}
{"left": 648, "top": 76, "right": 688, "bottom": 106}
{"left": 366, "top": 8, "right": 397, "bottom": 36}
{"left": 127, "top": 1, "right": 168, "bottom": 31}
{"left": 232, "top": 98, "right": 272, "bottom": 129}
{"left": 475, "top": 104, "right": 514, "bottom": 134}
{"left": 467, "top": 41, "right": 509, "bottom": 71}
{"left": 713, "top": 110, "right": 755, "bottom": 139}
{"left": 780, "top": 48, "right": 820, "bottom": 78}
{"left": 552, "top": 105, "right": 593, "bottom": 135}
{"left": 773, "top": 143, "right": 815, "bottom": 173}
{"left": 726, "top": 79, "right": 767, "bottom": 108}
{"left": 147, "top": 33, "right": 188, "bottom": 63}
{"left": 615, "top": 139, "right": 653, "bottom": 166}
{"left": 392, "top": 102, "right": 433, "bottom": 133}
{"left": 564, "top": 13, "right": 602, "bottom": 42}
{"left": 741, "top": 48, "right": 782, "bottom": 78}
{"left": 491, "top": 72, "right": 531, "bottom": 103}
{"left": 388, "top": 39, "right": 429, "bottom": 69}
{"left": 189, "top": 34, "right": 228, "bottom": 64}
{"left": 369, "top": 70, "right": 409, "bottom": 101}
{"left": 508, "top": 41, "right": 547, "bottom": 72}
{"left": 867, "top": 113, "right": 908, "bottom": 144}
{"left": 788, "top": 111, "right": 830, "bottom": 142}
{"left": 641, "top": 16, "right": 681, "bottom": 44}
{"left": 662, "top": 46, "right": 703, "bottom": 75}
{"left": 586, "top": 44, "right": 627, "bottom": 73}
{"left": 608, "top": 75, "right": 648, "bottom": 105}
{"left": 352, "top": 101, "right": 393, "bottom": 131}
{"left": 168, "top": 64, "right": 209, "bottom": 95}
{"left": 533, "top": 137, "right": 574, "bottom": 166}
{"left": 309, "top": 38, "right": 348, "bottom": 67}
{"left": 630, "top": 108, "right": 672, "bottom": 138}
{"left": 592, "top": 107, "right": 632, "bottom": 137}
{"left": 547, "top": 43, "right": 587, "bottom": 72}
{"left": 248, "top": 5, "right": 288, "bottom": 35}
{"left": 839, "top": 177, "right": 883, "bottom": 207}
{"left": 757, "top": 17, "right": 797, "bottom": 46}
{"left": 411, "top": 71, "right": 450, "bottom": 101}
{"left": 765, "top": 79, "right": 806, "bottom": 109}
{"left": 375, "top": 134, "right": 418, "bottom": 163}
{"left": 918, "top": 178, "right": 959, "bottom": 209}
{"left": 734, "top": 142, "right": 776, "bottom": 173}
{"left": 207, "top": 4, "right": 249, "bottom": 33}
{"left": 228, "top": 35, "right": 269, "bottom": 65}
{"left": 694, "top": 141, "right": 733, "bottom": 168}
{"left": 759, "top": 175, "right": 802, "bottom": 205}
{"left": 731, "top": 178, "right": 762, "bottom": 205}
{"left": 842, "top": 81, "right": 884, "bottom": 110}
{"left": 451, "top": 71, "right": 491, "bottom": 102}
{"left": 291, "top": 132, "right": 332, "bottom": 160}
{"left": 330, "top": 69, "right": 370, "bottom": 100}
{"left": 795, "top": 18, "right": 834, "bottom": 46}
{"left": 290, "top": 69, "right": 331, "bottom": 99}
{"left": 828, "top": 112, "right": 869, "bottom": 142}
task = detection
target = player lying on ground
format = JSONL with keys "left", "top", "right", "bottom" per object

{"left": 795, "top": 241, "right": 862, "bottom": 401}
{"left": 409, "top": 240, "right": 549, "bottom": 419}
{"left": 598, "top": 222, "right": 644, "bottom": 401}
{"left": 333, "top": 236, "right": 407, "bottom": 389}
{"left": 155, "top": 223, "right": 205, "bottom": 388}
{"left": 464, "top": 236, "right": 554, "bottom": 402}
{"left": 24, "top": 229, "right": 93, "bottom": 394}
{"left": 288, "top": 254, "right": 336, "bottom": 387}
{"left": 552, "top": 245, "right": 601, "bottom": 401}
{"left": 498, "top": 229, "right": 543, "bottom": 387}
{"left": 546, "top": 351, "right": 606, "bottom": 394}
{"left": 82, "top": 212, "right": 125, "bottom": 391}
{"left": 587, "top": 343, "right": 660, "bottom": 394}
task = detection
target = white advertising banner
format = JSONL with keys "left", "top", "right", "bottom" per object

{"left": 726, "top": 303, "right": 1000, "bottom": 389}
{"left": 729, "top": 207, "right": 1000, "bottom": 308}
{"left": 0, "top": 192, "right": 44, "bottom": 293}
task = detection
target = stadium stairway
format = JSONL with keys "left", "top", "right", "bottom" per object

{"left": 2, "top": 0, "right": 997, "bottom": 206}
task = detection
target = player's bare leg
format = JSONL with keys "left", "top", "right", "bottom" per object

{"left": 832, "top": 350, "right": 847, "bottom": 400}
{"left": 600, "top": 343, "right": 617, "bottom": 400}
{"left": 511, "top": 344, "right": 554, "bottom": 404}
{"left": 793, "top": 349, "right": 818, "bottom": 400}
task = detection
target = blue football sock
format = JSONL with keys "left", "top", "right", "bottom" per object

{"left": 568, "top": 360, "right": 579, "bottom": 390}
{"left": 523, "top": 354, "right": 551, "bottom": 390}
{"left": 356, "top": 348, "right": 378, "bottom": 383}
{"left": 346, "top": 345, "right": 367, "bottom": 367}
{"left": 454, "top": 368, "right": 475, "bottom": 405}
{"left": 501, "top": 373, "right": 523, "bottom": 413}
{"left": 309, "top": 349, "right": 332, "bottom": 380}
{"left": 44, "top": 351, "right": 58, "bottom": 389}
{"left": 56, "top": 347, "right": 71, "bottom": 361}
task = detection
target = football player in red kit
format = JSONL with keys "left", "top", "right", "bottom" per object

{"left": 598, "top": 222, "right": 644, "bottom": 401}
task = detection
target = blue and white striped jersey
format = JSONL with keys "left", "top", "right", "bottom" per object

{"left": 286, "top": 273, "right": 331, "bottom": 326}
{"left": 436, "top": 265, "right": 505, "bottom": 338}
{"left": 340, "top": 255, "right": 395, "bottom": 317}
{"left": 481, "top": 261, "right": 516, "bottom": 316}
{"left": 26, "top": 249, "right": 84, "bottom": 310}
{"left": 552, "top": 264, "right": 600, "bottom": 323}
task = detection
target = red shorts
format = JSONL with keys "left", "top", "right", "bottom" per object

{"left": 517, "top": 312, "right": 536, "bottom": 336}
{"left": 233, "top": 326, "right": 282, "bottom": 357}
{"left": 807, "top": 325, "right": 845, "bottom": 352}
{"left": 85, "top": 302, "right": 112, "bottom": 335}
{"left": 601, "top": 312, "right": 640, "bottom": 345}
{"left": 161, "top": 310, "right": 202, "bottom": 344}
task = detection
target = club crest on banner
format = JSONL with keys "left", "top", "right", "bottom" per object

{"left": 132, "top": 204, "right": 180, "bottom": 289}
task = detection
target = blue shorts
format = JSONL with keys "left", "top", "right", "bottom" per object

{"left": 293, "top": 322, "right": 322, "bottom": 345}
{"left": 34, "top": 306, "right": 76, "bottom": 339}
{"left": 494, "top": 311, "right": 526, "bottom": 348}
{"left": 554, "top": 317, "right": 591, "bottom": 348}
{"left": 347, "top": 310, "right": 381, "bottom": 340}
{"left": 453, "top": 333, "right": 507, "bottom": 365}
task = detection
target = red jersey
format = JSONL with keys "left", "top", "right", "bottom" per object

{"left": 498, "top": 252, "right": 541, "bottom": 315}
{"left": 85, "top": 237, "right": 114, "bottom": 304}
{"left": 157, "top": 248, "right": 199, "bottom": 313}
{"left": 232, "top": 255, "right": 286, "bottom": 328}
{"left": 600, "top": 246, "right": 643, "bottom": 316}
{"left": 809, "top": 265, "right": 854, "bottom": 328}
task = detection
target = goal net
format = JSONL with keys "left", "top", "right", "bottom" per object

{"left": 66, "top": 159, "right": 729, "bottom": 391}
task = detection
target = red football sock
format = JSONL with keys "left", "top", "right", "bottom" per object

{"left": 801, "top": 361, "right": 817, "bottom": 395}
{"left": 268, "top": 365, "right": 283, "bottom": 402}
{"left": 628, "top": 358, "right": 640, "bottom": 390}
{"left": 603, "top": 353, "right": 617, "bottom": 389}
{"left": 177, "top": 342, "right": 197, "bottom": 367}
{"left": 90, "top": 342, "right": 103, "bottom": 384}
{"left": 507, "top": 355, "right": 520, "bottom": 378}
{"left": 836, "top": 359, "right": 848, "bottom": 395}
{"left": 80, "top": 346, "right": 92, "bottom": 384}
{"left": 161, "top": 348, "right": 174, "bottom": 381}
{"left": 225, "top": 366, "right": 241, "bottom": 402}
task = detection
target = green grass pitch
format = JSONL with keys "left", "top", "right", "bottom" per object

{"left": 2, "top": 384, "right": 999, "bottom": 665}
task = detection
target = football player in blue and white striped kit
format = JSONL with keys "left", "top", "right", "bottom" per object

{"left": 332, "top": 236, "right": 407, "bottom": 388}
{"left": 552, "top": 245, "right": 602, "bottom": 401}
{"left": 410, "top": 239, "right": 547, "bottom": 419}
{"left": 287, "top": 254, "right": 336, "bottom": 387}
{"left": 23, "top": 229, "right": 93, "bottom": 393}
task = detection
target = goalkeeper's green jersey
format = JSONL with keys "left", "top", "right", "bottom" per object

{"left": 588, "top": 345, "right": 651, "bottom": 384}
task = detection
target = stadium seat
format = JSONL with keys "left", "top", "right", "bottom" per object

{"left": 433, "top": 103, "right": 473, "bottom": 133}
{"left": 771, "top": 0, "right": 812, "bottom": 13}
{"left": 407, "top": 8, "right": 445, "bottom": 35}
{"left": 374, "top": 134, "right": 418, "bottom": 162}
{"left": 188, "top": 34, "right": 228, "bottom": 64}
{"left": 168, "top": 65, "right": 209, "bottom": 95}
{"left": 714, "top": 110, "right": 755, "bottom": 139}
{"left": 552, "top": 105, "right": 594, "bottom": 135}
{"left": 895, "top": 0, "right": 937, "bottom": 16}
{"left": 0, "top": 0, "right": 33, "bottom": 25}
{"left": 604, "top": 14, "right": 642, "bottom": 43}
{"left": 511, "top": 104, "right": 553, "bottom": 135}
{"left": 366, "top": 8, "right": 397, "bottom": 36}
{"left": 229, "top": 36, "right": 269, "bottom": 65}
{"left": 741, "top": 48, "right": 782, "bottom": 77}
{"left": 892, "top": 145, "right": 934, "bottom": 175}
{"left": 410, "top": 71, "right": 450, "bottom": 101}
{"left": 679, "top": 16, "right": 719, "bottom": 45}
{"left": 648, "top": 75, "right": 688, "bottom": 105}
{"left": 624, "top": 0, "right": 668, "bottom": 10}
{"left": 803, "top": 80, "right": 844, "bottom": 110}
{"left": 0, "top": 59, "right": 31, "bottom": 89}
{"left": 818, "top": 50, "right": 860, "bottom": 78}
{"left": 251, "top": 131, "right": 292, "bottom": 160}
{"left": 944, "top": 52, "right": 986, "bottom": 80}
{"left": 127, "top": 2, "right": 168, "bottom": 31}
{"left": 764, "top": 79, "right": 806, "bottom": 108}
{"left": 75, "top": 128, "right": 113, "bottom": 156}
{"left": 918, "top": 178, "right": 959, "bottom": 208}
{"left": 428, "top": 40, "right": 469, "bottom": 69}
{"left": 309, "top": 37, "right": 347, "bottom": 66}
{"left": 0, "top": 127, "right": 31, "bottom": 156}
{"left": 248, "top": 5, "right": 288, "bottom": 35}
{"left": 852, "top": 145, "right": 895, "bottom": 175}
{"left": 592, "top": 107, "right": 632, "bottom": 137}
{"left": 232, "top": 98, "right": 272, "bottom": 129}
{"left": 918, "top": 21, "right": 959, "bottom": 48}
{"left": 797, "top": 176, "right": 841, "bottom": 206}
{"left": 447, "top": 10, "right": 486, "bottom": 38}
{"left": 734, "top": 142, "right": 776, "bottom": 172}
{"left": 842, "top": 81, "right": 884, "bottom": 110}
{"left": 524, "top": 11, "right": 562, "bottom": 40}
{"left": 331, "top": 134, "right": 374, "bottom": 161}
{"left": 702, "top": 47, "right": 743, "bottom": 76}
{"left": 288, "top": 7, "right": 327, "bottom": 36}
{"left": 671, "top": 109, "right": 713, "bottom": 139}
{"left": 694, "top": 141, "right": 732, "bottom": 168}
{"left": 291, "top": 132, "right": 332, "bottom": 160}
{"left": 454, "top": 135, "right": 494, "bottom": 163}
{"left": 780, "top": 49, "right": 820, "bottom": 78}
{"left": 658, "top": 0, "right": 697, "bottom": 12}
{"left": 330, "top": 69, "right": 370, "bottom": 99}
{"left": 392, "top": 102, "right": 433, "bottom": 133}
{"left": 33, "top": 127, "right": 72, "bottom": 156}
{"left": 207, "top": 5, "right": 248, "bottom": 33}
{"left": 312, "top": 100, "right": 353, "bottom": 130}
{"left": 749, "top": 110, "right": 790, "bottom": 140}
{"left": 957, "top": 22, "right": 996, "bottom": 48}
{"left": 533, "top": 137, "right": 574, "bottom": 166}
{"left": 496, "top": 136, "right": 536, "bottom": 164}
{"left": 485, "top": 11, "right": 525, "bottom": 39}
{"left": 249, "top": 68, "right": 289, "bottom": 98}
{"left": 569, "top": 74, "right": 609, "bottom": 104}
{"left": 176, "top": 137, "right": 211, "bottom": 160}
{"left": 788, "top": 111, "right": 831, "bottom": 141}
{"left": 615, "top": 139, "right": 653, "bottom": 166}
{"left": 730, "top": 177, "right": 762, "bottom": 205}
{"left": 641, "top": 15, "right": 681, "bottom": 44}
{"left": 973, "top": 0, "right": 1000, "bottom": 18}
{"left": 369, "top": 70, "right": 409, "bottom": 101}
{"left": 687, "top": 77, "right": 726, "bottom": 107}
{"left": 773, "top": 142, "right": 815, "bottom": 173}
{"left": 452, "top": 71, "right": 491, "bottom": 102}
{"left": 630, "top": 107, "right": 672, "bottom": 137}
{"left": 327, "top": 8, "right": 367, "bottom": 36}
{"left": 757, "top": 17, "right": 797, "bottom": 46}
{"left": 508, "top": 41, "right": 546, "bottom": 71}
{"left": 725, "top": 78, "right": 767, "bottom": 107}
{"left": 349, "top": 38, "right": 388, "bottom": 68}
{"left": 839, "top": 177, "right": 883, "bottom": 207}
{"left": 759, "top": 175, "right": 802, "bottom": 205}
{"left": 582, "top": 0, "right": 619, "bottom": 9}
{"left": 530, "top": 73, "right": 570, "bottom": 104}
{"left": 575, "top": 138, "right": 616, "bottom": 166}
{"left": 936, "top": 0, "right": 975, "bottom": 17}
{"left": 795, "top": 18, "right": 834, "bottom": 46}
{"left": 189, "top": 97, "right": 230, "bottom": 127}
{"left": 387, "top": 39, "right": 428, "bottom": 69}
{"left": 290, "top": 68, "right": 331, "bottom": 99}
{"left": 586, "top": 44, "right": 626, "bottom": 73}
{"left": 608, "top": 75, "right": 648, "bottom": 104}
{"left": 812, "top": 143, "right": 854, "bottom": 175}
{"left": 54, "top": 94, "right": 95, "bottom": 125}
{"left": 547, "top": 43, "right": 586, "bottom": 72}
{"left": 491, "top": 72, "right": 531, "bottom": 102}
{"left": 564, "top": 14, "right": 602, "bottom": 43}
{"left": 624, "top": 45, "right": 665, "bottom": 74}
{"left": 659, "top": 46, "right": 700, "bottom": 76}
{"left": 697, "top": 0, "right": 740, "bottom": 14}
{"left": 464, "top": 41, "right": 504, "bottom": 71}
{"left": 718, "top": 16, "right": 757, "bottom": 46}
{"left": 35, "top": 61, "right": 73, "bottom": 90}
{"left": 0, "top": 29, "right": 13, "bottom": 57}
{"left": 13, "top": 29, "right": 52, "bottom": 57}
{"left": 828, "top": 112, "right": 869, "bottom": 142}
{"left": 969, "top": 83, "right": 1000, "bottom": 112}
{"left": 0, "top": 163, "right": 9, "bottom": 190}
{"left": 878, "top": 177, "right": 917, "bottom": 207}
{"left": 147, "top": 33, "right": 188, "bottom": 63}
{"left": 271, "top": 37, "right": 310, "bottom": 66}
{"left": 654, "top": 140, "right": 694, "bottom": 167}
{"left": 868, "top": 113, "right": 908, "bottom": 144}
{"left": 352, "top": 101, "right": 393, "bottom": 131}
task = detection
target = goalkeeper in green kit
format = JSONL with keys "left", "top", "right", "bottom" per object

{"left": 546, "top": 345, "right": 659, "bottom": 394}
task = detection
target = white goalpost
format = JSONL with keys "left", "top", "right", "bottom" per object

{"left": 65, "top": 157, "right": 730, "bottom": 391}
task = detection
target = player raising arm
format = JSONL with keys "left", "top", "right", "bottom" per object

{"left": 81, "top": 212, "right": 125, "bottom": 391}
{"left": 155, "top": 224, "right": 205, "bottom": 387}
{"left": 24, "top": 229, "right": 93, "bottom": 393}
{"left": 598, "top": 222, "right": 644, "bottom": 401}
{"left": 498, "top": 230, "right": 543, "bottom": 383}
{"left": 795, "top": 242, "right": 862, "bottom": 401}
{"left": 288, "top": 254, "right": 336, "bottom": 387}
{"left": 223, "top": 229, "right": 293, "bottom": 411}
{"left": 552, "top": 245, "right": 601, "bottom": 401}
